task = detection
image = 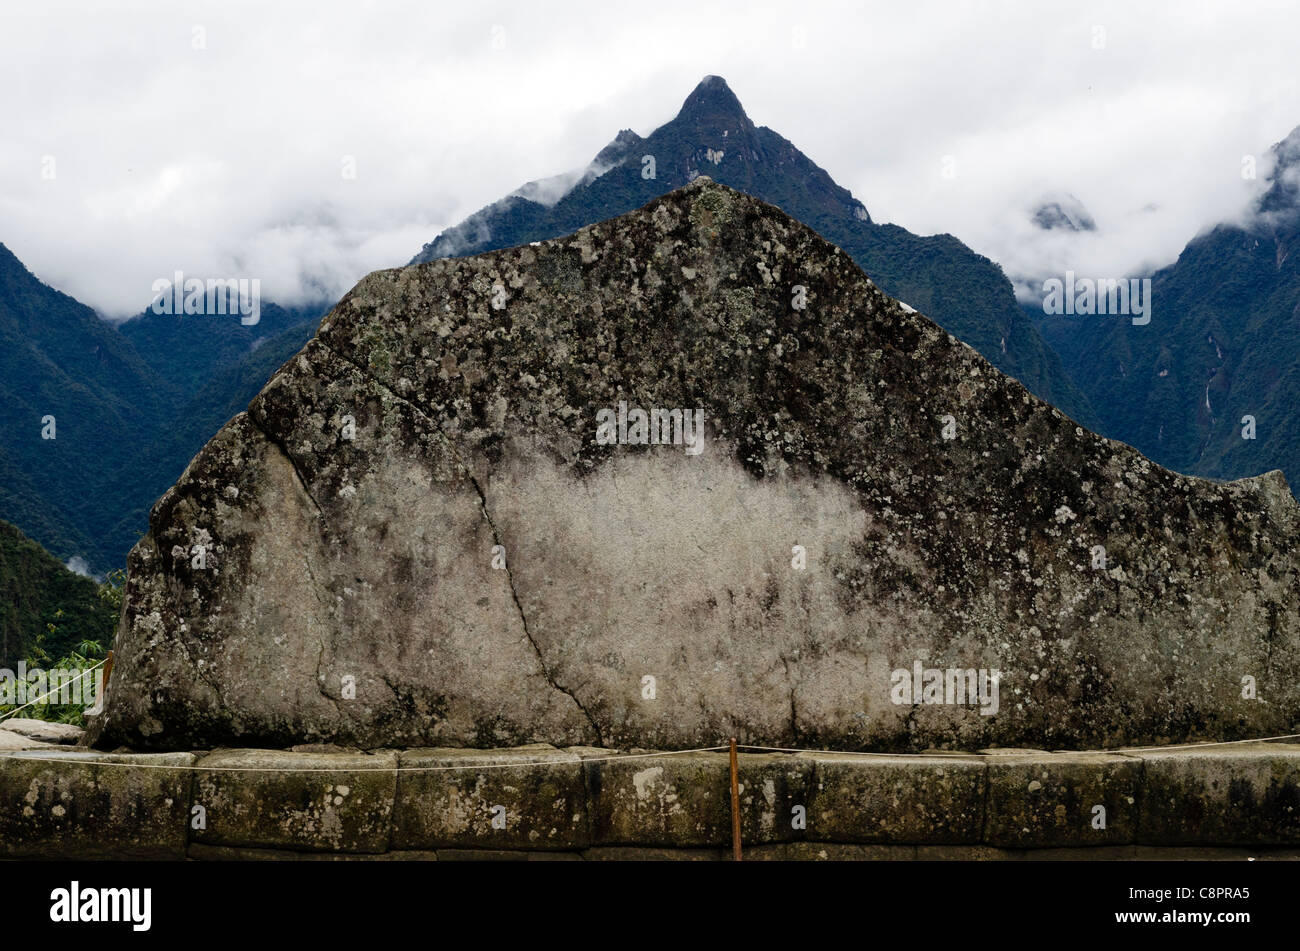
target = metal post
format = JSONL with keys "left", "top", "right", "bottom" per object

{"left": 101, "top": 650, "right": 114, "bottom": 705}
{"left": 730, "top": 736, "right": 742, "bottom": 861}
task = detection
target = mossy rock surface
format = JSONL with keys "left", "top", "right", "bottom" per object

{"left": 984, "top": 752, "right": 1141, "bottom": 848}
{"left": 800, "top": 752, "right": 986, "bottom": 845}
{"left": 87, "top": 179, "right": 1300, "bottom": 754}
{"left": 586, "top": 751, "right": 812, "bottom": 847}
{"left": 0, "top": 750, "right": 193, "bottom": 858}
{"left": 191, "top": 749, "right": 397, "bottom": 853}
{"left": 1138, "top": 742, "right": 1300, "bottom": 845}
{"left": 393, "top": 744, "right": 588, "bottom": 850}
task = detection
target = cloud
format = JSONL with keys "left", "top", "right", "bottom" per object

{"left": 65, "top": 556, "right": 93, "bottom": 578}
{"left": 1, "top": 0, "right": 1298, "bottom": 318}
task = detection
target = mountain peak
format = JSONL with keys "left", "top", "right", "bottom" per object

{"left": 1274, "top": 124, "right": 1300, "bottom": 170}
{"left": 0, "top": 241, "right": 21, "bottom": 269}
{"left": 675, "top": 75, "right": 752, "bottom": 130}
{"left": 1031, "top": 193, "right": 1097, "bottom": 232}
{"left": 1258, "top": 124, "right": 1300, "bottom": 216}
{"left": 591, "top": 128, "right": 644, "bottom": 169}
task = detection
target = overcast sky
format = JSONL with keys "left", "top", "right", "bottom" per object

{"left": 3, "top": 0, "right": 1300, "bottom": 318}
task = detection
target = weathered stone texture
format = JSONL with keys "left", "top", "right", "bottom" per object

{"left": 87, "top": 179, "right": 1300, "bottom": 753}
{"left": 586, "top": 751, "right": 812, "bottom": 846}
{"left": 191, "top": 749, "right": 396, "bottom": 853}
{"left": 984, "top": 752, "right": 1140, "bottom": 848}
{"left": 800, "top": 752, "right": 985, "bottom": 844}
{"left": 4, "top": 744, "right": 1300, "bottom": 857}
{"left": 393, "top": 744, "right": 587, "bottom": 850}
{"left": 1138, "top": 742, "right": 1300, "bottom": 845}
{"left": 0, "top": 750, "right": 193, "bottom": 858}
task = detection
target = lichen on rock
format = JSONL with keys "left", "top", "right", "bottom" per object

{"left": 88, "top": 178, "right": 1300, "bottom": 753}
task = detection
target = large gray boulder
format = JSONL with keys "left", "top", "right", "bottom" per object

{"left": 89, "top": 178, "right": 1300, "bottom": 752}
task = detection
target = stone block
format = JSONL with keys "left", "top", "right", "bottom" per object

{"left": 1137, "top": 743, "right": 1300, "bottom": 845}
{"left": 985, "top": 752, "right": 1140, "bottom": 848}
{"left": 393, "top": 744, "right": 588, "bottom": 850}
{"left": 192, "top": 749, "right": 396, "bottom": 853}
{"left": 0, "top": 750, "right": 193, "bottom": 858}
{"left": 800, "top": 752, "right": 985, "bottom": 844}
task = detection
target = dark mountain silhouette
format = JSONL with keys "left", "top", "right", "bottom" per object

{"left": 0, "top": 241, "right": 326, "bottom": 572}
{"left": 1038, "top": 124, "right": 1300, "bottom": 488}
{"left": 0, "top": 242, "right": 171, "bottom": 568}
{"left": 413, "top": 76, "right": 1097, "bottom": 428}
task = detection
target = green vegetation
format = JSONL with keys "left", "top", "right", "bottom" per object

{"left": 1037, "top": 127, "right": 1300, "bottom": 489}
{"left": 0, "top": 518, "right": 120, "bottom": 724}
{"left": 0, "top": 241, "right": 324, "bottom": 574}
{"left": 0, "top": 518, "right": 117, "bottom": 664}
{"left": 0, "top": 632, "right": 109, "bottom": 726}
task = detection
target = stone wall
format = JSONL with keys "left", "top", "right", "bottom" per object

{"left": 5, "top": 741, "right": 1300, "bottom": 859}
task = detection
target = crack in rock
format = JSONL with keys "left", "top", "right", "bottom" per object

{"left": 469, "top": 473, "right": 606, "bottom": 747}
{"left": 247, "top": 413, "right": 341, "bottom": 717}
{"left": 780, "top": 654, "right": 800, "bottom": 745}
{"left": 249, "top": 412, "right": 326, "bottom": 520}
{"left": 316, "top": 337, "right": 605, "bottom": 745}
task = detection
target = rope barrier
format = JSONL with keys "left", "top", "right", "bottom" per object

{"left": 738, "top": 732, "right": 1300, "bottom": 757}
{"left": 0, "top": 744, "right": 731, "bottom": 772}
{"left": 1105, "top": 731, "right": 1300, "bottom": 754}
{"left": 1, "top": 729, "right": 1299, "bottom": 773}
{"left": 739, "top": 743, "right": 951, "bottom": 758}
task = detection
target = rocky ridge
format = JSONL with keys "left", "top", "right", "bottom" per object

{"left": 90, "top": 179, "right": 1300, "bottom": 753}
